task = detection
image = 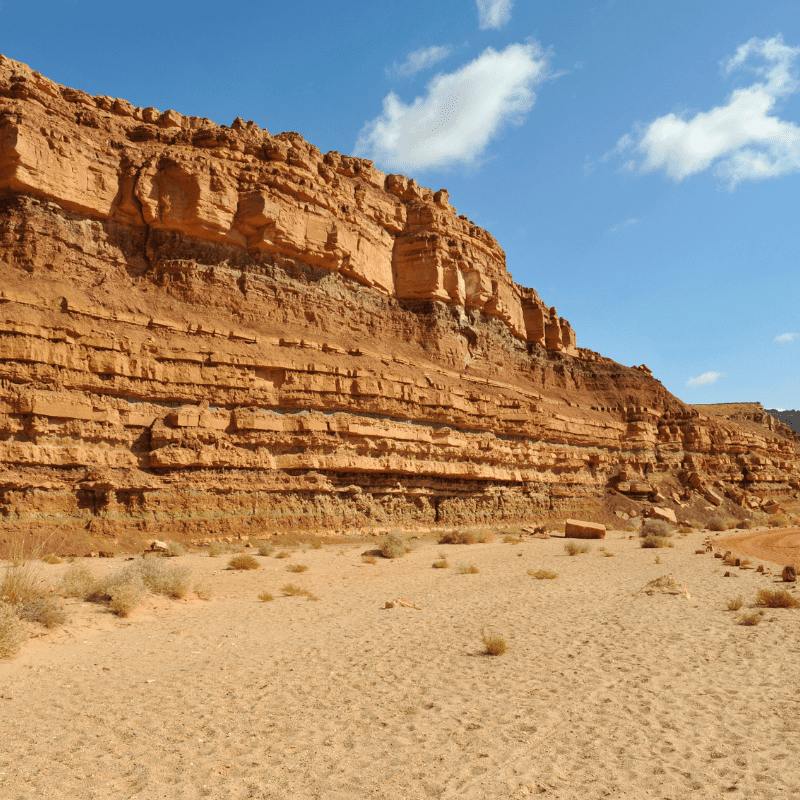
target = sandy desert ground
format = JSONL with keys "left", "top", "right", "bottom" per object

{"left": 2, "top": 527, "right": 800, "bottom": 800}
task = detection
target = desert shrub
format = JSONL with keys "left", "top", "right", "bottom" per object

{"left": 207, "top": 542, "right": 226, "bottom": 557}
{"left": 738, "top": 612, "right": 762, "bottom": 626}
{"left": 0, "top": 602, "right": 26, "bottom": 659}
{"left": 310, "top": 540, "right": 323, "bottom": 550}
{"left": 108, "top": 577, "right": 146, "bottom": 617}
{"left": 600, "top": 548, "right": 616, "bottom": 557}
{"left": 726, "top": 596, "right": 744, "bottom": 611}
{"left": 459, "top": 564, "right": 480, "bottom": 574}
{"left": 432, "top": 556, "right": 449, "bottom": 569}
{"left": 640, "top": 519, "right": 674, "bottom": 538}
{"left": 361, "top": 554, "right": 377, "bottom": 565}
{"left": 564, "top": 542, "right": 590, "bottom": 556}
{"left": 258, "top": 591, "right": 275, "bottom": 602}
{"left": 274, "top": 551, "right": 291, "bottom": 559}
{"left": 227, "top": 555, "right": 259, "bottom": 571}
{"left": 286, "top": 564, "right": 308, "bottom": 573}
{"left": 481, "top": 628, "right": 507, "bottom": 656}
{"left": 379, "top": 533, "right": 406, "bottom": 559}
{"left": 165, "top": 540, "right": 185, "bottom": 558}
{"left": 769, "top": 514, "right": 790, "bottom": 529}
{"left": 707, "top": 515, "right": 728, "bottom": 532}
{"left": 256, "top": 541, "right": 274, "bottom": 556}
{"left": 137, "top": 560, "right": 192, "bottom": 598}
{"left": 528, "top": 569, "right": 557, "bottom": 579}
{"left": 17, "top": 598, "right": 67, "bottom": 628}
{"left": 641, "top": 535, "right": 674, "bottom": 549}
{"left": 737, "top": 519, "right": 753, "bottom": 530}
{"left": 755, "top": 589, "right": 800, "bottom": 608}
{"left": 438, "top": 530, "right": 494, "bottom": 545}
{"left": 41, "top": 554, "right": 62, "bottom": 565}
{"left": 60, "top": 563, "right": 99, "bottom": 599}
{"left": 503, "top": 535, "right": 522, "bottom": 544}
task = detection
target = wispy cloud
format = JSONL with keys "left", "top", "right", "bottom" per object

{"left": 388, "top": 45, "right": 453, "bottom": 79}
{"left": 775, "top": 332, "right": 799, "bottom": 343}
{"left": 608, "top": 218, "right": 639, "bottom": 233}
{"left": 477, "top": 0, "right": 513, "bottom": 30}
{"left": 356, "top": 42, "right": 551, "bottom": 172}
{"left": 687, "top": 371, "right": 724, "bottom": 387}
{"left": 610, "top": 36, "right": 800, "bottom": 188}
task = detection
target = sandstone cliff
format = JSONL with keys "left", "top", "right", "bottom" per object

{"left": 0, "top": 55, "right": 797, "bottom": 546}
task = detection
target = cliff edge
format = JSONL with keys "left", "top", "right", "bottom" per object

{"left": 0, "top": 55, "right": 797, "bottom": 548}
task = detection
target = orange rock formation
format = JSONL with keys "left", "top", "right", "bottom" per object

{"left": 0, "top": 55, "right": 797, "bottom": 545}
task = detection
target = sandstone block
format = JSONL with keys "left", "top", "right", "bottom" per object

{"left": 704, "top": 488, "right": 723, "bottom": 506}
{"left": 647, "top": 506, "right": 677, "bottom": 524}
{"left": 782, "top": 566, "right": 797, "bottom": 582}
{"left": 629, "top": 482, "right": 653, "bottom": 494}
{"left": 565, "top": 519, "right": 606, "bottom": 539}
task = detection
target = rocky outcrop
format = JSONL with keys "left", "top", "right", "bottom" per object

{"left": 0, "top": 55, "right": 798, "bottom": 544}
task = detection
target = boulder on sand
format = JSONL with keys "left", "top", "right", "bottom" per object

{"left": 565, "top": 519, "right": 606, "bottom": 539}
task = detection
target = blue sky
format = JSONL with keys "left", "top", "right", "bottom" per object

{"left": 2, "top": 0, "right": 798, "bottom": 408}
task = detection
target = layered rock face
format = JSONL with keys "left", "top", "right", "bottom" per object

{"left": 0, "top": 55, "right": 797, "bottom": 542}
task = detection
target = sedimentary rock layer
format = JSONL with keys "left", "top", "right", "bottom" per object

{"left": 0, "top": 54, "right": 797, "bottom": 541}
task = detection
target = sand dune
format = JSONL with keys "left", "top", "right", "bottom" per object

{"left": 2, "top": 530, "right": 800, "bottom": 799}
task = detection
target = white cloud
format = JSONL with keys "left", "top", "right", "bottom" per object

{"left": 687, "top": 371, "right": 724, "bottom": 387}
{"left": 612, "top": 36, "right": 800, "bottom": 188}
{"left": 775, "top": 332, "right": 799, "bottom": 343}
{"left": 389, "top": 45, "right": 453, "bottom": 78}
{"left": 355, "top": 42, "right": 551, "bottom": 172}
{"left": 608, "top": 217, "right": 639, "bottom": 233}
{"left": 477, "top": 0, "right": 513, "bottom": 30}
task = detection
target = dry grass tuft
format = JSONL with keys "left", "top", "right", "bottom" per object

{"left": 258, "top": 591, "right": 275, "bottom": 602}
{"left": 0, "top": 602, "right": 27, "bottom": 659}
{"left": 281, "top": 584, "right": 318, "bottom": 600}
{"left": 108, "top": 577, "right": 146, "bottom": 617}
{"left": 726, "top": 596, "right": 744, "bottom": 611}
{"left": 707, "top": 515, "right": 728, "bottom": 532}
{"left": 438, "top": 530, "right": 494, "bottom": 545}
{"left": 60, "top": 563, "right": 99, "bottom": 599}
{"left": 641, "top": 535, "right": 674, "bottom": 549}
{"left": 755, "top": 588, "right": 800, "bottom": 608}
{"left": 1, "top": 548, "right": 48, "bottom": 607}
{"left": 274, "top": 551, "right": 291, "bottom": 559}
{"left": 379, "top": 533, "right": 406, "bottom": 559}
{"left": 227, "top": 555, "right": 260, "bottom": 571}
{"left": 458, "top": 564, "right": 480, "bottom": 574}
{"left": 481, "top": 628, "right": 507, "bottom": 656}
{"left": 256, "top": 541, "right": 275, "bottom": 556}
{"left": 769, "top": 514, "right": 790, "bottom": 528}
{"left": 640, "top": 519, "right": 674, "bottom": 539}
{"left": 310, "top": 539, "right": 323, "bottom": 550}
{"left": 17, "top": 598, "right": 67, "bottom": 628}
{"left": 165, "top": 540, "right": 185, "bottom": 557}
{"left": 361, "top": 554, "right": 377, "bottom": 565}
{"left": 41, "top": 554, "right": 62, "bottom": 565}
{"left": 598, "top": 547, "right": 616, "bottom": 557}
{"left": 528, "top": 569, "right": 557, "bottom": 579}
{"left": 207, "top": 542, "right": 226, "bottom": 557}
{"left": 432, "top": 556, "right": 449, "bottom": 569}
{"left": 286, "top": 564, "right": 308, "bottom": 573}
{"left": 738, "top": 612, "right": 762, "bottom": 626}
{"left": 564, "top": 542, "right": 590, "bottom": 556}
{"left": 137, "top": 560, "right": 192, "bottom": 598}
{"left": 503, "top": 535, "right": 522, "bottom": 544}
